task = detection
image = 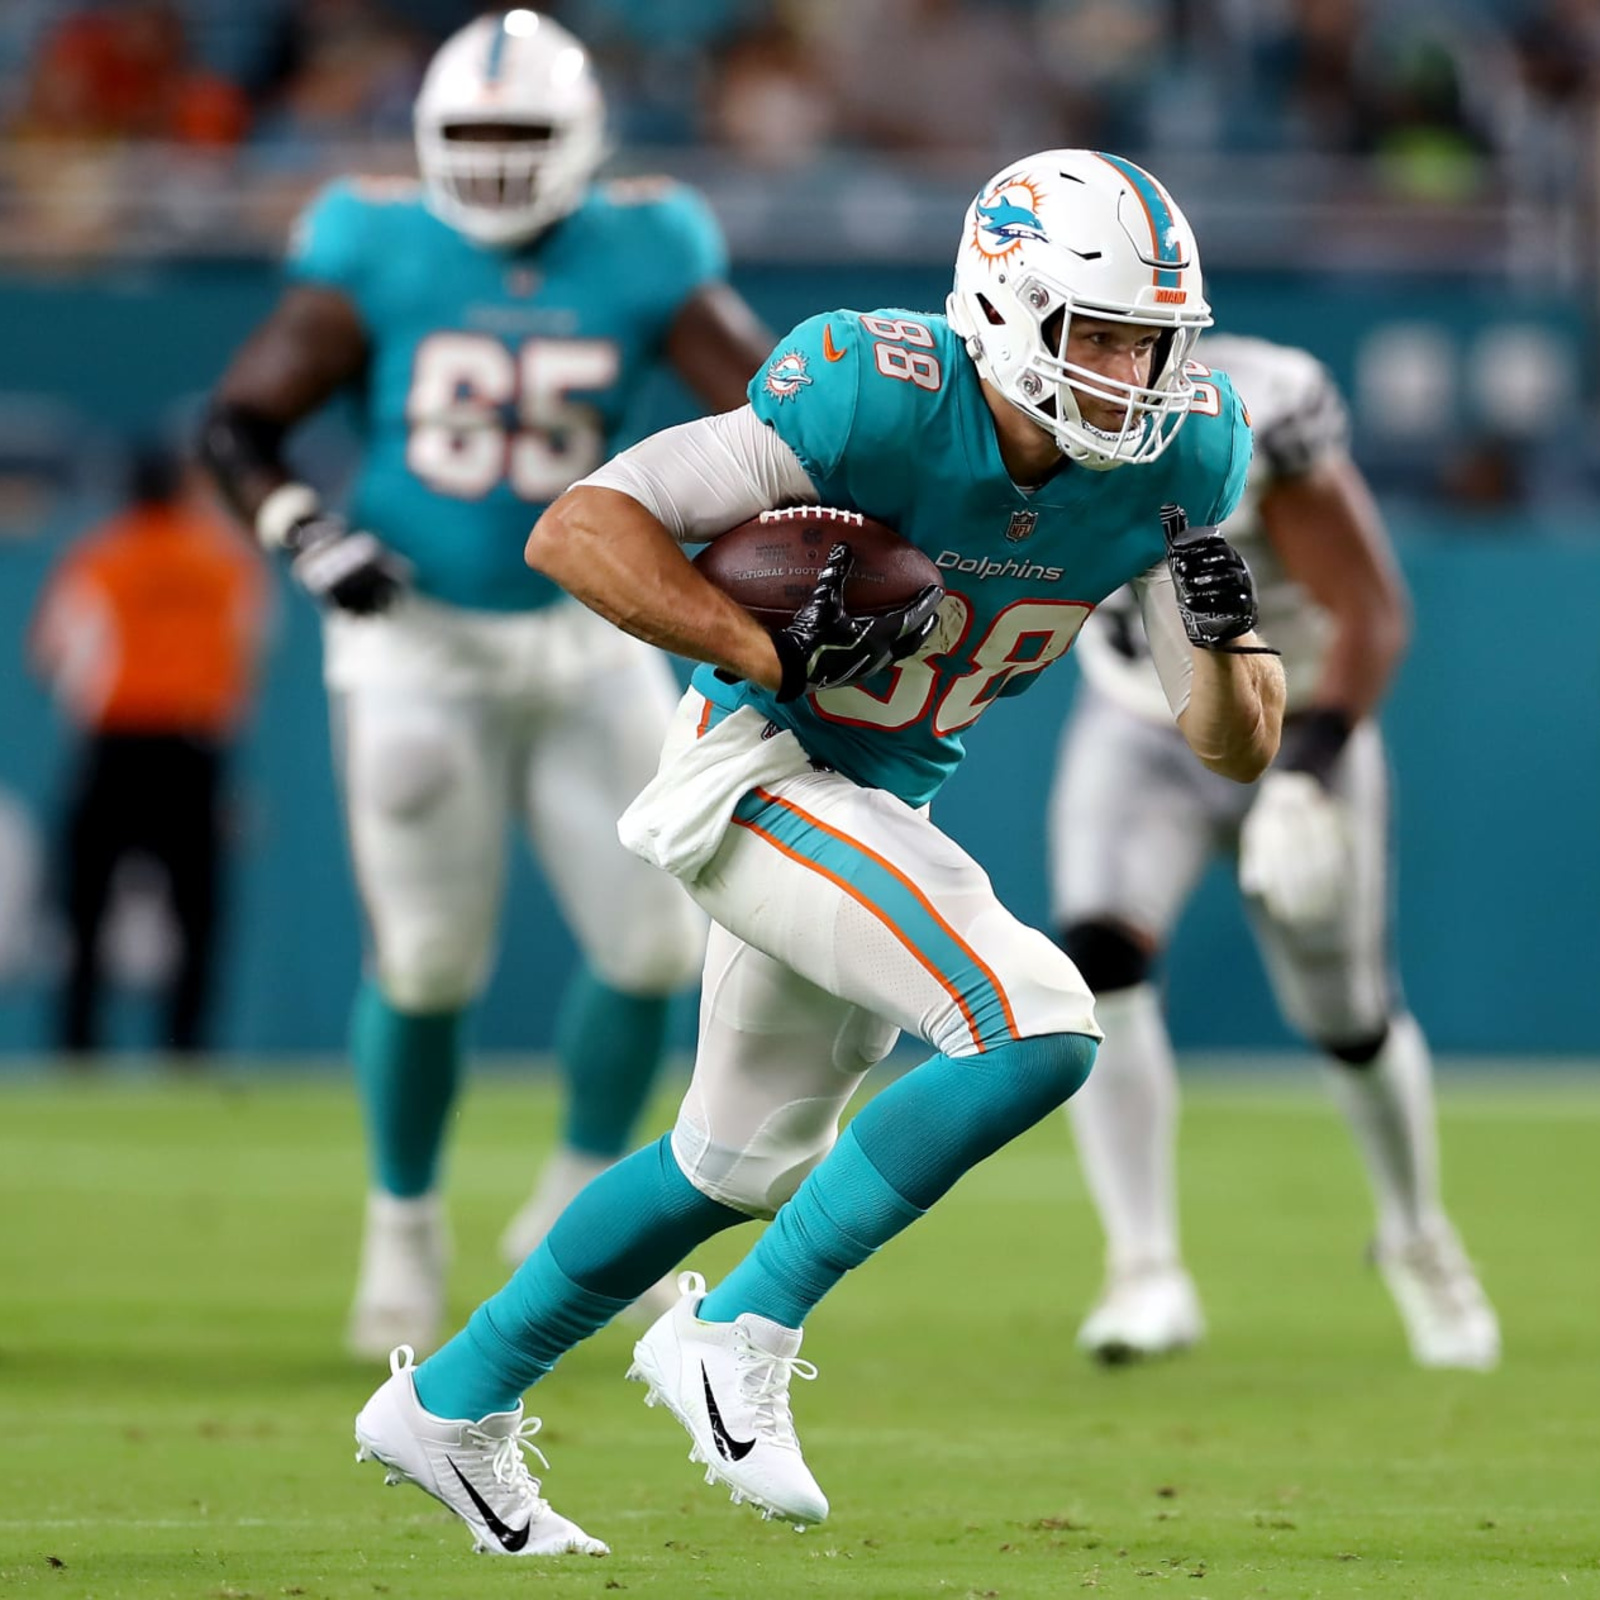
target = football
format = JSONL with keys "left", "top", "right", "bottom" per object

{"left": 694, "top": 506, "right": 942, "bottom": 631}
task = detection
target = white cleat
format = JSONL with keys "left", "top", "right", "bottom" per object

{"left": 354, "top": 1345, "right": 609, "bottom": 1556}
{"left": 500, "top": 1149, "right": 679, "bottom": 1325}
{"left": 626, "top": 1271, "right": 828, "bottom": 1528}
{"left": 347, "top": 1191, "right": 449, "bottom": 1362}
{"left": 1374, "top": 1223, "right": 1501, "bottom": 1371}
{"left": 1077, "top": 1263, "right": 1205, "bottom": 1364}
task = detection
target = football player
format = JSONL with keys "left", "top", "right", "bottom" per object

{"left": 1049, "top": 334, "right": 1500, "bottom": 1369}
{"left": 351, "top": 149, "right": 1285, "bottom": 1555}
{"left": 200, "top": 11, "right": 772, "bottom": 1362}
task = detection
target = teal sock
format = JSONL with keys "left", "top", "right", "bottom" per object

{"left": 699, "top": 1033, "right": 1097, "bottom": 1328}
{"left": 557, "top": 966, "right": 671, "bottom": 1159}
{"left": 414, "top": 1134, "right": 745, "bottom": 1420}
{"left": 351, "top": 979, "right": 463, "bottom": 1198}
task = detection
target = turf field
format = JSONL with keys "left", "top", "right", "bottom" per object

{"left": 2, "top": 1067, "right": 1596, "bottom": 1599}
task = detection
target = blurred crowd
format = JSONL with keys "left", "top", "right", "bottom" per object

{"left": 1, "top": 0, "right": 1596, "bottom": 197}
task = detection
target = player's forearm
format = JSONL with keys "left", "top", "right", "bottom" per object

{"left": 1177, "top": 639, "right": 1286, "bottom": 782}
{"left": 199, "top": 400, "right": 294, "bottom": 524}
{"left": 1309, "top": 596, "right": 1410, "bottom": 724}
{"left": 528, "top": 487, "right": 783, "bottom": 690}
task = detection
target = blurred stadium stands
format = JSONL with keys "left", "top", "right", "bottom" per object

{"left": 1, "top": 0, "right": 1597, "bottom": 1057}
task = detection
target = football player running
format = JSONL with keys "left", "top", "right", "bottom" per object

{"left": 201, "top": 11, "right": 772, "bottom": 1366}
{"left": 1049, "top": 334, "right": 1499, "bottom": 1370}
{"left": 351, "top": 149, "right": 1285, "bottom": 1555}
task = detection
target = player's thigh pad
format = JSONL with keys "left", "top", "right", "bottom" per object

{"left": 1249, "top": 721, "right": 1397, "bottom": 1041}
{"left": 691, "top": 768, "right": 1098, "bottom": 1060}
{"left": 523, "top": 627, "right": 706, "bottom": 994}
{"left": 336, "top": 687, "right": 509, "bottom": 1011}
{"left": 672, "top": 920, "right": 898, "bottom": 1216}
{"left": 1049, "top": 685, "right": 1233, "bottom": 939}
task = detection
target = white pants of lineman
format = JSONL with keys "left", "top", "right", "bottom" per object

{"left": 325, "top": 596, "right": 706, "bottom": 1013}
{"left": 635, "top": 691, "right": 1101, "bottom": 1219}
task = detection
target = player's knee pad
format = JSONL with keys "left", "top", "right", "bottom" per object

{"left": 589, "top": 892, "right": 708, "bottom": 994}
{"left": 669, "top": 1099, "right": 840, "bottom": 1220}
{"left": 1060, "top": 918, "right": 1153, "bottom": 995}
{"left": 1319, "top": 1025, "right": 1389, "bottom": 1068}
{"left": 376, "top": 927, "right": 491, "bottom": 1012}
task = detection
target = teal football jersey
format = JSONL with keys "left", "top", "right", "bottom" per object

{"left": 691, "top": 309, "right": 1251, "bottom": 806}
{"left": 288, "top": 176, "right": 726, "bottom": 611}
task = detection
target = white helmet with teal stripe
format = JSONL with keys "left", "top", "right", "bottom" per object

{"left": 946, "top": 149, "right": 1214, "bottom": 470}
{"left": 415, "top": 10, "right": 604, "bottom": 247}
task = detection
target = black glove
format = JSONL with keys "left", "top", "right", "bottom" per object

{"left": 771, "top": 542, "right": 943, "bottom": 702}
{"left": 1161, "top": 502, "right": 1258, "bottom": 648}
{"left": 284, "top": 512, "right": 410, "bottom": 615}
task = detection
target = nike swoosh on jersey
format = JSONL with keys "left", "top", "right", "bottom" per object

{"left": 448, "top": 1458, "right": 532, "bottom": 1551}
{"left": 822, "top": 324, "right": 846, "bottom": 362}
{"left": 701, "top": 1362, "right": 756, "bottom": 1461}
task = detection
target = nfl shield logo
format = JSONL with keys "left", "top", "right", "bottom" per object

{"left": 1005, "top": 510, "right": 1039, "bottom": 543}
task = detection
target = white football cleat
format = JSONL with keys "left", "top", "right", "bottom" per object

{"left": 500, "top": 1148, "right": 679, "bottom": 1325}
{"left": 354, "top": 1345, "right": 608, "bottom": 1557}
{"left": 1374, "top": 1223, "right": 1501, "bottom": 1371}
{"left": 347, "top": 1191, "right": 449, "bottom": 1362}
{"left": 1077, "top": 1263, "right": 1205, "bottom": 1364}
{"left": 626, "top": 1272, "right": 827, "bottom": 1528}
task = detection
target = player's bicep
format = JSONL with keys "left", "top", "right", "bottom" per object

{"left": 1260, "top": 455, "right": 1408, "bottom": 625}
{"left": 664, "top": 284, "right": 773, "bottom": 414}
{"left": 578, "top": 405, "right": 817, "bottom": 543}
{"left": 1132, "top": 563, "right": 1194, "bottom": 718}
{"left": 213, "top": 284, "right": 369, "bottom": 423}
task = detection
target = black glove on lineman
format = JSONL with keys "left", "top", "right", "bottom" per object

{"left": 285, "top": 511, "right": 411, "bottom": 616}
{"left": 771, "top": 542, "right": 944, "bottom": 702}
{"left": 1160, "top": 502, "right": 1258, "bottom": 648}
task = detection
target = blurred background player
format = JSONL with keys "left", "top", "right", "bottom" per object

{"left": 28, "top": 439, "right": 267, "bottom": 1060}
{"left": 1048, "top": 333, "right": 1500, "bottom": 1371}
{"left": 199, "top": 10, "right": 772, "bottom": 1360}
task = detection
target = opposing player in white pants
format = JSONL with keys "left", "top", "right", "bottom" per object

{"left": 1049, "top": 334, "right": 1499, "bottom": 1370}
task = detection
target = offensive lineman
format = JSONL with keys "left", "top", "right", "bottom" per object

{"left": 200, "top": 12, "right": 771, "bottom": 1360}
{"left": 1050, "top": 334, "right": 1499, "bottom": 1369}
{"left": 349, "top": 148, "right": 1285, "bottom": 1555}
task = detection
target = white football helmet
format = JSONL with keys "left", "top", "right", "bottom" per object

{"left": 946, "top": 149, "right": 1213, "bottom": 469}
{"left": 414, "top": 10, "right": 604, "bottom": 247}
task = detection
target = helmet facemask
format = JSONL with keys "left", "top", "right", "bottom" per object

{"left": 418, "top": 120, "right": 587, "bottom": 245}
{"left": 1022, "top": 279, "right": 1202, "bottom": 468}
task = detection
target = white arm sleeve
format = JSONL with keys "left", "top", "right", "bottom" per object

{"left": 577, "top": 404, "right": 818, "bottom": 544}
{"left": 1132, "top": 561, "right": 1195, "bottom": 719}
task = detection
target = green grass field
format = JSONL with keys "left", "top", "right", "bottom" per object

{"left": 2, "top": 1068, "right": 1597, "bottom": 1600}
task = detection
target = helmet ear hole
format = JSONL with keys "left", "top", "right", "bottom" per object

{"left": 977, "top": 294, "right": 1006, "bottom": 327}
{"left": 1040, "top": 306, "right": 1066, "bottom": 355}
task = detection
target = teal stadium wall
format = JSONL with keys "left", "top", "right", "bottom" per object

{"left": 1, "top": 263, "right": 1595, "bottom": 1056}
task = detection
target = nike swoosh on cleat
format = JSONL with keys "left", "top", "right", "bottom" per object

{"left": 822, "top": 324, "right": 846, "bottom": 362}
{"left": 448, "top": 1458, "right": 531, "bottom": 1552}
{"left": 700, "top": 1363, "right": 756, "bottom": 1461}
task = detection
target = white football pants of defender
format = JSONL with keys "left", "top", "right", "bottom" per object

{"left": 1049, "top": 682, "right": 1448, "bottom": 1269}
{"left": 655, "top": 693, "right": 1100, "bottom": 1220}
{"left": 327, "top": 596, "right": 707, "bottom": 1011}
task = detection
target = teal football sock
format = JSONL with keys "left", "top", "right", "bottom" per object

{"left": 698, "top": 1032, "right": 1097, "bottom": 1328}
{"left": 351, "top": 979, "right": 463, "bottom": 1198}
{"left": 556, "top": 966, "right": 672, "bottom": 1160}
{"left": 414, "top": 1134, "right": 746, "bottom": 1420}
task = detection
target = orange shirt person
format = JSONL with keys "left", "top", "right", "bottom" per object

{"left": 30, "top": 444, "right": 268, "bottom": 1057}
